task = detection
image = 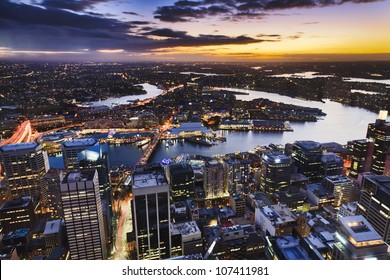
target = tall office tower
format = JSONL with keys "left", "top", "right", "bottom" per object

{"left": 167, "top": 163, "right": 195, "bottom": 202}
{"left": 132, "top": 164, "right": 171, "bottom": 260}
{"left": 203, "top": 160, "right": 226, "bottom": 199}
{"left": 366, "top": 110, "right": 390, "bottom": 175}
{"left": 332, "top": 215, "right": 389, "bottom": 260}
{"left": 348, "top": 139, "right": 374, "bottom": 178}
{"left": 320, "top": 152, "right": 343, "bottom": 178}
{"left": 0, "top": 142, "right": 49, "bottom": 198}
{"left": 260, "top": 152, "right": 292, "bottom": 194}
{"left": 291, "top": 141, "right": 323, "bottom": 183}
{"left": 43, "top": 219, "right": 64, "bottom": 256}
{"left": 42, "top": 169, "right": 63, "bottom": 218}
{"left": 356, "top": 173, "right": 390, "bottom": 243}
{"left": 77, "top": 144, "right": 109, "bottom": 192}
{"left": 60, "top": 169, "right": 107, "bottom": 260}
{"left": 61, "top": 138, "right": 98, "bottom": 171}
{"left": 0, "top": 196, "right": 36, "bottom": 234}
{"left": 323, "top": 175, "right": 359, "bottom": 207}
{"left": 223, "top": 158, "right": 250, "bottom": 195}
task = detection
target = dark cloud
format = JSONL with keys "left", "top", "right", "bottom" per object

{"left": 175, "top": 0, "right": 203, "bottom": 7}
{"left": 39, "top": 0, "right": 110, "bottom": 12}
{"left": 154, "top": 0, "right": 383, "bottom": 22}
{"left": 128, "top": 21, "right": 151, "bottom": 25}
{"left": 0, "top": 1, "right": 264, "bottom": 53}
{"left": 123, "top": 11, "right": 141, "bottom": 16}
{"left": 302, "top": 21, "right": 319, "bottom": 24}
{"left": 144, "top": 28, "right": 188, "bottom": 38}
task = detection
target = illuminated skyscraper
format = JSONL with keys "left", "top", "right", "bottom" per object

{"left": 132, "top": 164, "right": 171, "bottom": 260}
{"left": 61, "top": 138, "right": 98, "bottom": 171}
{"left": 0, "top": 142, "right": 49, "bottom": 198}
{"left": 356, "top": 173, "right": 390, "bottom": 243}
{"left": 167, "top": 163, "right": 195, "bottom": 202}
{"left": 367, "top": 110, "right": 390, "bottom": 175}
{"left": 203, "top": 160, "right": 226, "bottom": 199}
{"left": 323, "top": 175, "right": 359, "bottom": 207}
{"left": 260, "top": 152, "right": 292, "bottom": 194}
{"left": 292, "top": 141, "right": 323, "bottom": 182}
{"left": 60, "top": 169, "right": 107, "bottom": 260}
{"left": 348, "top": 139, "right": 374, "bottom": 178}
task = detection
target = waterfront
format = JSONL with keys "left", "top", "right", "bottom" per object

{"left": 49, "top": 87, "right": 390, "bottom": 168}
{"left": 84, "top": 83, "right": 163, "bottom": 107}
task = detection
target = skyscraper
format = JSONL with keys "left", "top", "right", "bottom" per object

{"left": 348, "top": 139, "right": 374, "bottom": 178}
{"left": 291, "top": 141, "right": 323, "bottom": 183}
{"left": 0, "top": 142, "right": 49, "bottom": 198}
{"left": 323, "top": 175, "right": 359, "bottom": 207}
{"left": 356, "top": 173, "right": 390, "bottom": 243}
{"left": 203, "top": 160, "right": 226, "bottom": 199}
{"left": 132, "top": 164, "right": 171, "bottom": 260}
{"left": 167, "top": 163, "right": 195, "bottom": 202}
{"left": 42, "top": 169, "right": 63, "bottom": 218}
{"left": 366, "top": 110, "right": 390, "bottom": 175}
{"left": 61, "top": 138, "right": 98, "bottom": 171}
{"left": 60, "top": 169, "right": 107, "bottom": 260}
{"left": 260, "top": 152, "right": 292, "bottom": 194}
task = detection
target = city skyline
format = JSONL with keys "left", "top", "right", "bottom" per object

{"left": 0, "top": 0, "right": 389, "bottom": 62}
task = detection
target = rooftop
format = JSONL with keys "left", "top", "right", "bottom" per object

{"left": 63, "top": 170, "right": 96, "bottom": 183}
{"left": 62, "top": 138, "right": 97, "bottom": 148}
{"left": 133, "top": 171, "right": 167, "bottom": 189}
{"left": 0, "top": 142, "right": 39, "bottom": 153}
{"left": 364, "top": 174, "right": 390, "bottom": 191}
{"left": 263, "top": 152, "right": 291, "bottom": 164}
{"left": 0, "top": 196, "right": 32, "bottom": 210}
{"left": 260, "top": 204, "right": 296, "bottom": 224}
{"left": 43, "top": 219, "right": 62, "bottom": 236}
{"left": 321, "top": 152, "right": 343, "bottom": 163}
{"left": 339, "top": 215, "right": 383, "bottom": 243}
{"left": 294, "top": 140, "right": 322, "bottom": 151}
{"left": 171, "top": 221, "right": 201, "bottom": 237}
{"left": 275, "top": 235, "right": 311, "bottom": 260}
{"left": 325, "top": 175, "right": 353, "bottom": 184}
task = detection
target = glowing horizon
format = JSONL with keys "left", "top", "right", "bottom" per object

{"left": 0, "top": 0, "right": 389, "bottom": 62}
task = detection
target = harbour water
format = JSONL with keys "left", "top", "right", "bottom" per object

{"left": 49, "top": 87, "right": 390, "bottom": 168}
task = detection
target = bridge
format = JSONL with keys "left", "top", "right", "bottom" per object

{"left": 136, "top": 130, "right": 164, "bottom": 165}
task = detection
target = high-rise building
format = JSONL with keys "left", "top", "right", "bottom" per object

{"left": 223, "top": 158, "right": 250, "bottom": 195}
{"left": 260, "top": 152, "right": 292, "bottom": 194}
{"left": 348, "top": 139, "right": 374, "bottom": 178}
{"left": 167, "top": 163, "right": 195, "bottom": 202}
{"left": 0, "top": 196, "right": 36, "bottom": 234}
{"left": 323, "top": 175, "right": 359, "bottom": 207}
{"left": 292, "top": 141, "right": 323, "bottom": 182}
{"left": 61, "top": 138, "right": 98, "bottom": 171}
{"left": 132, "top": 164, "right": 171, "bottom": 260}
{"left": 43, "top": 219, "right": 64, "bottom": 256}
{"left": 320, "top": 152, "right": 343, "bottom": 178}
{"left": 60, "top": 169, "right": 107, "bottom": 260}
{"left": 203, "top": 160, "right": 226, "bottom": 199}
{"left": 42, "top": 169, "right": 63, "bottom": 218}
{"left": 0, "top": 142, "right": 49, "bottom": 198}
{"left": 77, "top": 144, "right": 109, "bottom": 193}
{"left": 366, "top": 111, "right": 390, "bottom": 175}
{"left": 356, "top": 173, "right": 390, "bottom": 243}
{"left": 332, "top": 215, "right": 389, "bottom": 260}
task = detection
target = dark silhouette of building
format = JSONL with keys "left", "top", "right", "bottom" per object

{"left": 292, "top": 141, "right": 323, "bottom": 183}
